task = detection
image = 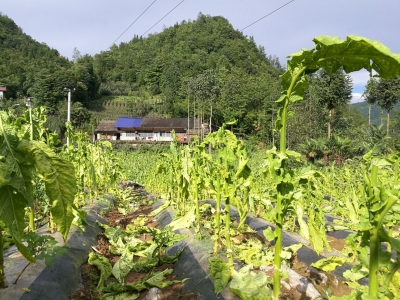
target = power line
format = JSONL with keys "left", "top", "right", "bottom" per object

{"left": 241, "top": 0, "right": 294, "bottom": 31}
{"left": 109, "top": 0, "right": 157, "bottom": 49}
{"left": 142, "top": 0, "right": 185, "bottom": 37}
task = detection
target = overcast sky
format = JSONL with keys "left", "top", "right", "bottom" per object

{"left": 2, "top": 0, "right": 400, "bottom": 103}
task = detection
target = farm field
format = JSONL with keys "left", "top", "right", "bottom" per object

{"left": 1, "top": 35, "right": 400, "bottom": 300}
{"left": 1, "top": 107, "right": 400, "bottom": 299}
{"left": 115, "top": 130, "right": 400, "bottom": 300}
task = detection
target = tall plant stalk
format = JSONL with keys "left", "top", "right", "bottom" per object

{"left": 367, "top": 165, "right": 379, "bottom": 296}
{"left": 0, "top": 228, "right": 7, "bottom": 288}
{"left": 27, "top": 105, "right": 35, "bottom": 232}
{"left": 270, "top": 35, "right": 400, "bottom": 298}
{"left": 223, "top": 146, "right": 234, "bottom": 275}
{"left": 213, "top": 157, "right": 222, "bottom": 254}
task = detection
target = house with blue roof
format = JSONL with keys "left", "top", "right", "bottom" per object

{"left": 95, "top": 117, "right": 207, "bottom": 142}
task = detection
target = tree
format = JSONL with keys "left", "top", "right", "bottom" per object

{"left": 364, "top": 77, "right": 400, "bottom": 136}
{"left": 310, "top": 68, "right": 353, "bottom": 138}
{"left": 72, "top": 47, "right": 82, "bottom": 64}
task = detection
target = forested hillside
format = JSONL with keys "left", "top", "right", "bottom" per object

{"left": 0, "top": 13, "right": 98, "bottom": 107}
{"left": 351, "top": 101, "right": 400, "bottom": 126}
{"left": 91, "top": 13, "right": 284, "bottom": 138}
{"left": 1, "top": 12, "right": 386, "bottom": 154}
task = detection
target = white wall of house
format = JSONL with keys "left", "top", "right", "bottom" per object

{"left": 120, "top": 132, "right": 137, "bottom": 141}
{"left": 116, "top": 131, "right": 186, "bottom": 142}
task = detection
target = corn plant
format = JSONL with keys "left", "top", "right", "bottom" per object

{"left": 269, "top": 35, "right": 400, "bottom": 298}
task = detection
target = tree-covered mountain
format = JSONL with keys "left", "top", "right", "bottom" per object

{"left": 91, "top": 13, "right": 284, "bottom": 138}
{"left": 351, "top": 101, "right": 400, "bottom": 126}
{"left": 0, "top": 13, "right": 98, "bottom": 111}
{"left": 0, "top": 12, "right": 383, "bottom": 153}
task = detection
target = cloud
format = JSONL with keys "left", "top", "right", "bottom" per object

{"left": 350, "top": 70, "right": 371, "bottom": 86}
{"left": 351, "top": 92, "right": 364, "bottom": 104}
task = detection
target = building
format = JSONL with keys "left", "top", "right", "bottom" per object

{"left": 94, "top": 120, "right": 119, "bottom": 140}
{"left": 95, "top": 117, "right": 208, "bottom": 142}
{"left": 0, "top": 87, "right": 6, "bottom": 100}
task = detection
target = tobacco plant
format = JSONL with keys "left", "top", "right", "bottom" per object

{"left": 61, "top": 124, "right": 121, "bottom": 205}
{"left": 269, "top": 35, "right": 400, "bottom": 298}
{"left": 361, "top": 152, "right": 400, "bottom": 298}
{"left": 0, "top": 111, "right": 76, "bottom": 288}
{"left": 201, "top": 121, "right": 251, "bottom": 274}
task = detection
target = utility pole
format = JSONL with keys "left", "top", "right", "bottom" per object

{"left": 64, "top": 88, "right": 75, "bottom": 148}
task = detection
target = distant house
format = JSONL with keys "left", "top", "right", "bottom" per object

{"left": 95, "top": 120, "right": 119, "bottom": 140}
{"left": 0, "top": 87, "right": 6, "bottom": 100}
{"left": 139, "top": 118, "right": 193, "bottom": 142}
{"left": 95, "top": 117, "right": 208, "bottom": 142}
{"left": 114, "top": 117, "right": 143, "bottom": 141}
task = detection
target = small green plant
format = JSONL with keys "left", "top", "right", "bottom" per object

{"left": 23, "top": 232, "right": 68, "bottom": 268}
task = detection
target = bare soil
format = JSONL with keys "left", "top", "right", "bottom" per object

{"left": 327, "top": 235, "right": 347, "bottom": 252}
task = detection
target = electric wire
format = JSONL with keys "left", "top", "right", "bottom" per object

{"left": 241, "top": 0, "right": 294, "bottom": 31}
{"left": 109, "top": 0, "right": 157, "bottom": 49}
{"left": 141, "top": 0, "right": 185, "bottom": 37}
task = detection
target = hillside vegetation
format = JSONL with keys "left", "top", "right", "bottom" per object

{"left": 91, "top": 13, "right": 284, "bottom": 137}
{"left": 351, "top": 101, "right": 400, "bottom": 126}
{"left": 2, "top": 11, "right": 395, "bottom": 156}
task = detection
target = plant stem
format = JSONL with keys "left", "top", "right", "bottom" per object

{"left": 0, "top": 227, "right": 8, "bottom": 288}
{"left": 273, "top": 66, "right": 306, "bottom": 298}
{"left": 369, "top": 228, "right": 379, "bottom": 297}
{"left": 368, "top": 165, "right": 378, "bottom": 297}
{"left": 49, "top": 212, "right": 56, "bottom": 234}
{"left": 29, "top": 207, "right": 35, "bottom": 232}
{"left": 225, "top": 195, "right": 234, "bottom": 276}
{"left": 194, "top": 182, "right": 200, "bottom": 233}
{"left": 213, "top": 174, "right": 221, "bottom": 254}
{"left": 273, "top": 192, "right": 283, "bottom": 298}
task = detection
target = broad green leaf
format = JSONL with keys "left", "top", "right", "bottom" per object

{"left": 300, "top": 35, "right": 400, "bottom": 78}
{"left": 159, "top": 249, "right": 184, "bottom": 264}
{"left": 17, "top": 140, "right": 76, "bottom": 240}
{"left": 296, "top": 206, "right": 310, "bottom": 240}
{"left": 103, "top": 226, "right": 123, "bottom": 246}
{"left": 237, "top": 246, "right": 274, "bottom": 268}
{"left": 230, "top": 265, "right": 271, "bottom": 300}
{"left": 262, "top": 227, "right": 275, "bottom": 242}
{"left": 209, "top": 257, "right": 231, "bottom": 295}
{"left": 282, "top": 243, "right": 303, "bottom": 256}
{"left": 308, "top": 222, "right": 324, "bottom": 254}
{"left": 168, "top": 206, "right": 196, "bottom": 231}
{"left": 276, "top": 35, "right": 400, "bottom": 131}
{"left": 134, "top": 242, "right": 157, "bottom": 258}
{"left": 343, "top": 264, "right": 369, "bottom": 282}
{"left": 149, "top": 201, "right": 170, "bottom": 217}
{"left": 0, "top": 185, "right": 28, "bottom": 242}
{"left": 311, "top": 256, "right": 348, "bottom": 272}
{"left": 88, "top": 252, "right": 112, "bottom": 291}
{"left": 145, "top": 268, "right": 184, "bottom": 288}
{"left": 13, "top": 238, "right": 36, "bottom": 263}
{"left": 130, "top": 257, "right": 159, "bottom": 273}
{"left": 286, "top": 150, "right": 302, "bottom": 160}
{"left": 112, "top": 247, "right": 134, "bottom": 283}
